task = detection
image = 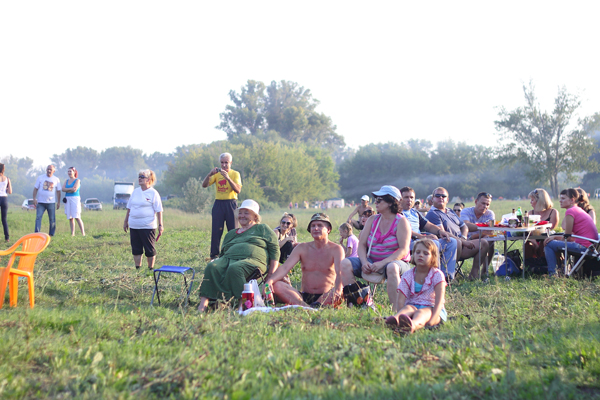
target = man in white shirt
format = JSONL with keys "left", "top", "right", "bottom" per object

{"left": 33, "top": 165, "right": 62, "bottom": 236}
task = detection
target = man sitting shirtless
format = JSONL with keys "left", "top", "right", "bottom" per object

{"left": 267, "top": 213, "right": 344, "bottom": 307}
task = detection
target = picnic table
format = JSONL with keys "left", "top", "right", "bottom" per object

{"left": 477, "top": 225, "right": 541, "bottom": 278}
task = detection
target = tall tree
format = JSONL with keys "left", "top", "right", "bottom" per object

{"left": 217, "top": 80, "right": 266, "bottom": 138}
{"left": 495, "top": 83, "right": 599, "bottom": 198}
{"left": 217, "top": 80, "right": 345, "bottom": 150}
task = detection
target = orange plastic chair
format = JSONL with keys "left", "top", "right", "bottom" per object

{"left": 0, "top": 233, "right": 51, "bottom": 308}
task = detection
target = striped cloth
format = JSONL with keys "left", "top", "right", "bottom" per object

{"left": 367, "top": 214, "right": 410, "bottom": 262}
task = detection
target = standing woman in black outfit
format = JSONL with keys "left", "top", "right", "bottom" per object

{"left": 0, "top": 163, "right": 12, "bottom": 243}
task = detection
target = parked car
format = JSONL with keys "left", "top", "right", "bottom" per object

{"left": 84, "top": 198, "right": 103, "bottom": 211}
{"left": 21, "top": 199, "right": 35, "bottom": 211}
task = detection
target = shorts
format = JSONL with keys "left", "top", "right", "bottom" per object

{"left": 411, "top": 304, "right": 447, "bottom": 322}
{"left": 301, "top": 292, "right": 323, "bottom": 305}
{"left": 130, "top": 228, "right": 157, "bottom": 257}
{"left": 347, "top": 257, "right": 411, "bottom": 279}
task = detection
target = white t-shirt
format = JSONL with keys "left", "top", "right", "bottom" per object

{"left": 126, "top": 187, "right": 163, "bottom": 229}
{"left": 34, "top": 174, "right": 62, "bottom": 204}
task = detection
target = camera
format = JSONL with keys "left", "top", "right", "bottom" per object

{"left": 217, "top": 168, "right": 222, "bottom": 172}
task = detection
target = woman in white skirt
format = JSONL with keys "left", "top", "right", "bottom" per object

{"left": 63, "top": 166, "right": 85, "bottom": 236}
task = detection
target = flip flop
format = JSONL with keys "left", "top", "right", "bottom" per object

{"left": 385, "top": 315, "right": 399, "bottom": 326}
{"left": 397, "top": 314, "right": 414, "bottom": 334}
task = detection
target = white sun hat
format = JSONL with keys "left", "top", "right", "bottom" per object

{"left": 239, "top": 199, "right": 260, "bottom": 215}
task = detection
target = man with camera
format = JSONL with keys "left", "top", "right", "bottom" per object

{"left": 202, "top": 152, "right": 242, "bottom": 260}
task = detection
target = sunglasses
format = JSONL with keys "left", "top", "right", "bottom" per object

{"left": 281, "top": 221, "right": 292, "bottom": 225}
{"left": 434, "top": 193, "right": 447, "bottom": 198}
{"left": 138, "top": 175, "right": 147, "bottom": 179}
{"left": 453, "top": 208, "right": 461, "bottom": 213}
{"left": 477, "top": 192, "right": 492, "bottom": 199}
{"left": 375, "top": 197, "right": 385, "bottom": 203}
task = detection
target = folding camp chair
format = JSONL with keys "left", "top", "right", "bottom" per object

{"left": 151, "top": 265, "right": 195, "bottom": 306}
{"left": 563, "top": 234, "right": 600, "bottom": 278}
{"left": 246, "top": 267, "right": 266, "bottom": 286}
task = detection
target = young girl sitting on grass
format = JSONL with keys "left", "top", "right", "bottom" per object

{"left": 338, "top": 222, "right": 359, "bottom": 258}
{"left": 386, "top": 238, "right": 447, "bottom": 333}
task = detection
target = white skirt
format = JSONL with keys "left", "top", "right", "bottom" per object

{"left": 64, "top": 196, "right": 82, "bottom": 219}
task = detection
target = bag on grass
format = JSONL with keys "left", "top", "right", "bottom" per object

{"left": 495, "top": 258, "right": 521, "bottom": 276}
{"left": 343, "top": 281, "right": 370, "bottom": 307}
{"left": 525, "top": 257, "right": 548, "bottom": 275}
{"left": 249, "top": 279, "right": 265, "bottom": 307}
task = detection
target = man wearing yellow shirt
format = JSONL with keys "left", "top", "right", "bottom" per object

{"left": 202, "top": 152, "right": 242, "bottom": 259}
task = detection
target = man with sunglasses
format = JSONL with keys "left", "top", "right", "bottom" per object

{"left": 399, "top": 187, "right": 459, "bottom": 280}
{"left": 202, "top": 153, "right": 242, "bottom": 260}
{"left": 426, "top": 187, "right": 490, "bottom": 280}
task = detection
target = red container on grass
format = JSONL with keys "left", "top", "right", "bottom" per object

{"left": 241, "top": 283, "right": 254, "bottom": 311}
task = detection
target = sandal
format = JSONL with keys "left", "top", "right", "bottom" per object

{"left": 385, "top": 315, "right": 399, "bottom": 326}
{"left": 397, "top": 314, "right": 414, "bottom": 334}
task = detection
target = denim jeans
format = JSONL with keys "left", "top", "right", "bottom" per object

{"left": 544, "top": 240, "right": 587, "bottom": 275}
{"left": 35, "top": 202, "right": 56, "bottom": 236}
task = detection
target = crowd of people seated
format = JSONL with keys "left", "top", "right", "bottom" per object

{"left": 199, "top": 181, "right": 598, "bottom": 331}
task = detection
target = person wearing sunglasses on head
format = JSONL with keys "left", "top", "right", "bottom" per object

{"left": 426, "top": 187, "right": 490, "bottom": 280}
{"left": 123, "top": 169, "right": 164, "bottom": 271}
{"left": 459, "top": 192, "right": 496, "bottom": 276}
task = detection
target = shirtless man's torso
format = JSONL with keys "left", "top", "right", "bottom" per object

{"left": 267, "top": 214, "right": 344, "bottom": 307}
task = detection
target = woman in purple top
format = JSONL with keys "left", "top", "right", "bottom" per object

{"left": 543, "top": 188, "right": 598, "bottom": 276}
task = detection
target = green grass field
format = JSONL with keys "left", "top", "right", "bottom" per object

{"left": 1, "top": 201, "right": 599, "bottom": 399}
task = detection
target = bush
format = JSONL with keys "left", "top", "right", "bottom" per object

{"left": 182, "top": 177, "right": 214, "bottom": 214}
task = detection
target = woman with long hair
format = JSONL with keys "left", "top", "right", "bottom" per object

{"left": 576, "top": 188, "right": 595, "bottom": 225}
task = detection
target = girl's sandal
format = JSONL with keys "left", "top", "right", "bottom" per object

{"left": 397, "top": 314, "right": 414, "bottom": 334}
{"left": 385, "top": 315, "right": 399, "bottom": 326}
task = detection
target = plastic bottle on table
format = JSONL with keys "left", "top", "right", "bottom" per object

{"left": 516, "top": 207, "right": 523, "bottom": 226}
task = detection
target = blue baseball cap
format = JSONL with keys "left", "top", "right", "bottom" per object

{"left": 371, "top": 185, "right": 401, "bottom": 201}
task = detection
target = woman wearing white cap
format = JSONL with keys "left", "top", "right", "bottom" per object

{"left": 198, "top": 199, "right": 280, "bottom": 312}
{"left": 341, "top": 185, "right": 411, "bottom": 312}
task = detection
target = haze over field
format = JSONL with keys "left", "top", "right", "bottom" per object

{"left": 2, "top": 1, "right": 600, "bottom": 167}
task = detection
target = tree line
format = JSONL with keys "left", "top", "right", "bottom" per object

{"left": 3, "top": 80, "right": 599, "bottom": 210}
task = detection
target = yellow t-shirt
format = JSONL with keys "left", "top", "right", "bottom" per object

{"left": 208, "top": 169, "right": 242, "bottom": 200}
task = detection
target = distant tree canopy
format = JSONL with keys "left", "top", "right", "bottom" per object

{"left": 338, "top": 140, "right": 535, "bottom": 201}
{"left": 161, "top": 139, "right": 338, "bottom": 209}
{"left": 494, "top": 82, "right": 599, "bottom": 198}
{"left": 217, "top": 80, "right": 345, "bottom": 151}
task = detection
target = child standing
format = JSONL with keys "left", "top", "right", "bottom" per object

{"left": 386, "top": 238, "right": 447, "bottom": 333}
{"left": 339, "top": 222, "right": 359, "bottom": 258}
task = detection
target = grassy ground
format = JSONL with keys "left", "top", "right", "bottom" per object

{"left": 1, "top": 201, "right": 599, "bottom": 399}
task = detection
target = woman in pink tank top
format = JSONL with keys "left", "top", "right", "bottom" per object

{"left": 340, "top": 185, "right": 411, "bottom": 312}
